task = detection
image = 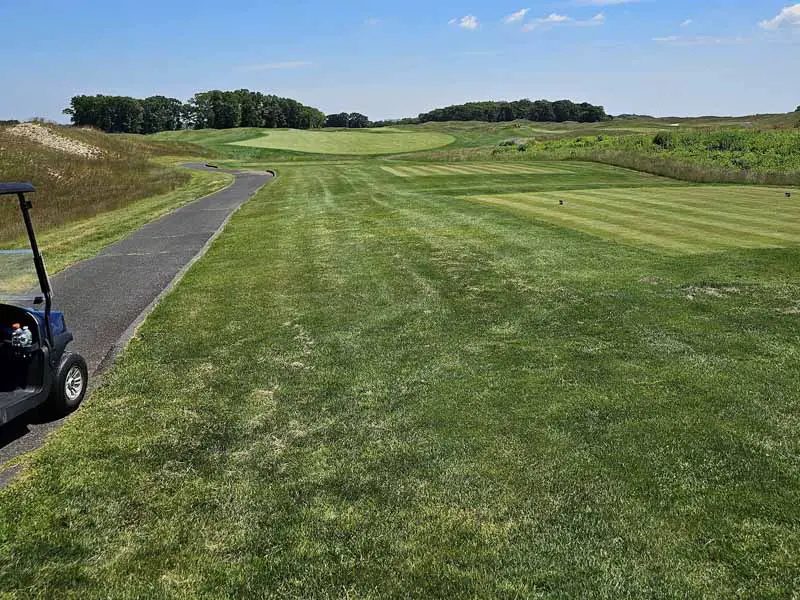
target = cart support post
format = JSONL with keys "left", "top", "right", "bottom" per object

{"left": 17, "top": 192, "right": 53, "bottom": 345}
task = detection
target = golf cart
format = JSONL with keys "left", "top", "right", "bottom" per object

{"left": 0, "top": 182, "right": 87, "bottom": 425}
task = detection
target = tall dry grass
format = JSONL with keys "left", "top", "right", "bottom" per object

{"left": 0, "top": 125, "right": 209, "bottom": 242}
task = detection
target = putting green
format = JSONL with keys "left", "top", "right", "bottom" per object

{"left": 466, "top": 185, "right": 800, "bottom": 253}
{"left": 229, "top": 129, "right": 454, "bottom": 155}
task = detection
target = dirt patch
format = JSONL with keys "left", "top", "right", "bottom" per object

{"left": 684, "top": 285, "right": 741, "bottom": 301}
{"left": 7, "top": 123, "right": 104, "bottom": 159}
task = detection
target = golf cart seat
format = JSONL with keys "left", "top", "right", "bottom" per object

{"left": 0, "top": 182, "right": 36, "bottom": 196}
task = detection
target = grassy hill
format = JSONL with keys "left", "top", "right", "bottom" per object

{"left": 0, "top": 123, "right": 213, "bottom": 242}
{"left": 0, "top": 123, "right": 232, "bottom": 276}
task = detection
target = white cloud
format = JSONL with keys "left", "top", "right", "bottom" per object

{"left": 523, "top": 12, "right": 605, "bottom": 31}
{"left": 450, "top": 15, "right": 479, "bottom": 30}
{"left": 238, "top": 61, "right": 311, "bottom": 71}
{"left": 365, "top": 18, "right": 381, "bottom": 26}
{"left": 680, "top": 19, "right": 693, "bottom": 27}
{"left": 540, "top": 13, "right": 571, "bottom": 23}
{"left": 653, "top": 36, "right": 750, "bottom": 46}
{"left": 759, "top": 3, "right": 800, "bottom": 29}
{"left": 504, "top": 8, "right": 530, "bottom": 24}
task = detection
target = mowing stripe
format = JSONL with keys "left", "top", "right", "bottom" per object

{"left": 464, "top": 165, "right": 508, "bottom": 175}
{"left": 500, "top": 164, "right": 568, "bottom": 175}
{"left": 471, "top": 192, "right": 793, "bottom": 252}
{"left": 580, "top": 189, "right": 800, "bottom": 236}
{"left": 572, "top": 187, "right": 800, "bottom": 229}
{"left": 411, "top": 166, "right": 450, "bottom": 176}
{"left": 477, "top": 165, "right": 524, "bottom": 175}
{"left": 496, "top": 164, "right": 548, "bottom": 174}
{"left": 463, "top": 184, "right": 800, "bottom": 252}
{"left": 380, "top": 163, "right": 575, "bottom": 177}
{"left": 380, "top": 166, "right": 411, "bottom": 178}
{"left": 468, "top": 196, "right": 708, "bottom": 253}
{"left": 634, "top": 186, "right": 800, "bottom": 218}
{"left": 435, "top": 165, "right": 478, "bottom": 175}
{"left": 497, "top": 192, "right": 791, "bottom": 249}
{"left": 564, "top": 190, "right": 800, "bottom": 244}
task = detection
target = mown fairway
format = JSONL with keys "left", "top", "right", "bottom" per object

{"left": 1, "top": 159, "right": 798, "bottom": 597}
{"left": 230, "top": 128, "right": 455, "bottom": 155}
{"left": 380, "top": 162, "right": 572, "bottom": 177}
{"left": 468, "top": 185, "right": 800, "bottom": 253}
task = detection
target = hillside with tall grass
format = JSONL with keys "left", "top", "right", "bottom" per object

{"left": 513, "top": 129, "right": 800, "bottom": 185}
{"left": 0, "top": 124, "right": 208, "bottom": 242}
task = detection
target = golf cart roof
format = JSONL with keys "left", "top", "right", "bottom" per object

{"left": 0, "top": 182, "right": 35, "bottom": 196}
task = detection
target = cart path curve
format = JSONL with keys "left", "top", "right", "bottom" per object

{"left": 0, "top": 165, "right": 273, "bottom": 485}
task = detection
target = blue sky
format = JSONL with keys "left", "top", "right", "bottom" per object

{"left": 1, "top": 1, "right": 799, "bottom": 121}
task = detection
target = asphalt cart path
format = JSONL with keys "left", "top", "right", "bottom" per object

{"left": 0, "top": 165, "right": 273, "bottom": 484}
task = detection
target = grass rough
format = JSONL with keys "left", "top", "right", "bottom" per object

{"left": 0, "top": 124, "right": 211, "bottom": 242}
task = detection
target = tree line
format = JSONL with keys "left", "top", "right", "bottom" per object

{"left": 323, "top": 112, "right": 371, "bottom": 128}
{"left": 417, "top": 99, "right": 610, "bottom": 124}
{"left": 63, "top": 90, "right": 327, "bottom": 133}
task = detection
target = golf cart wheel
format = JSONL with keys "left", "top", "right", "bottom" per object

{"left": 49, "top": 352, "right": 88, "bottom": 415}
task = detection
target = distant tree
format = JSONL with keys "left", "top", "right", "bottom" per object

{"left": 67, "top": 90, "right": 326, "bottom": 133}
{"left": 325, "top": 113, "right": 350, "bottom": 128}
{"left": 237, "top": 89, "right": 261, "bottom": 128}
{"left": 529, "top": 100, "right": 556, "bottom": 122}
{"left": 552, "top": 100, "right": 578, "bottom": 122}
{"left": 141, "top": 96, "right": 183, "bottom": 133}
{"left": 347, "top": 113, "right": 371, "bottom": 128}
{"left": 64, "top": 95, "right": 145, "bottom": 133}
{"left": 796, "top": 105, "right": 800, "bottom": 112}
{"left": 418, "top": 98, "right": 607, "bottom": 124}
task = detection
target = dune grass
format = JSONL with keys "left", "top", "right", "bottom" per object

{"left": 1, "top": 160, "right": 798, "bottom": 598}
{"left": 0, "top": 124, "right": 210, "bottom": 243}
{"left": 229, "top": 128, "right": 454, "bottom": 155}
{"left": 467, "top": 185, "right": 800, "bottom": 253}
{"left": 0, "top": 169, "right": 233, "bottom": 292}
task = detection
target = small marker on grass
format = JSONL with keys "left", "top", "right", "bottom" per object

{"left": 559, "top": 200, "right": 564, "bottom": 206}
{"left": 786, "top": 192, "right": 792, "bottom": 198}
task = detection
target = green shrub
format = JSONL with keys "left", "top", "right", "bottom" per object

{"left": 653, "top": 131, "right": 677, "bottom": 149}
{"left": 520, "top": 127, "right": 800, "bottom": 185}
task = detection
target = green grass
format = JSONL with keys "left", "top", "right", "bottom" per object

{"left": 228, "top": 128, "right": 455, "bottom": 155}
{"left": 1, "top": 160, "right": 798, "bottom": 598}
{"left": 467, "top": 185, "right": 800, "bottom": 253}
{"left": 513, "top": 129, "right": 800, "bottom": 185}
{"left": 380, "top": 162, "right": 572, "bottom": 177}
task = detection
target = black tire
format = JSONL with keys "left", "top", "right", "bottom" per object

{"left": 49, "top": 352, "right": 88, "bottom": 415}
